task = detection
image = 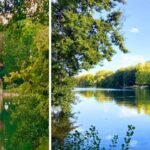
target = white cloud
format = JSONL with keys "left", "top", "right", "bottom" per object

{"left": 116, "top": 54, "right": 145, "bottom": 69}
{"left": 129, "top": 27, "right": 140, "bottom": 33}
{"left": 105, "top": 135, "right": 113, "bottom": 140}
{"left": 130, "top": 140, "right": 138, "bottom": 147}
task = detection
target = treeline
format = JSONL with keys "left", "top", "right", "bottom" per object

{"left": 76, "top": 62, "right": 150, "bottom": 88}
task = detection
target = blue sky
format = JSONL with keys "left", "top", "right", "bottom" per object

{"left": 79, "top": 0, "right": 150, "bottom": 75}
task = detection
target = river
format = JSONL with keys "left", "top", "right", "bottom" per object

{"left": 70, "top": 88, "right": 150, "bottom": 150}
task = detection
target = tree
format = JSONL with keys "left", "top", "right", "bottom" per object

{"left": 1, "top": 21, "right": 48, "bottom": 149}
{"left": 76, "top": 66, "right": 136, "bottom": 88}
{"left": 2, "top": 20, "right": 37, "bottom": 74}
{"left": 0, "top": 0, "right": 49, "bottom": 149}
{"left": 123, "top": 66, "right": 136, "bottom": 86}
{"left": 0, "top": 0, "right": 48, "bottom": 25}
{"left": 52, "top": 0, "right": 128, "bottom": 108}
{"left": 136, "top": 62, "right": 150, "bottom": 85}
{"left": 76, "top": 74, "right": 95, "bottom": 87}
{"left": 95, "top": 70, "right": 113, "bottom": 87}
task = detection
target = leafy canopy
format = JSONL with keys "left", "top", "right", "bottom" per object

{"left": 52, "top": 0, "right": 128, "bottom": 108}
{"left": 52, "top": 0, "right": 127, "bottom": 77}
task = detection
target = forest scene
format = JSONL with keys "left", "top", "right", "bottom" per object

{"left": 52, "top": 0, "right": 150, "bottom": 150}
{"left": 76, "top": 61, "right": 150, "bottom": 88}
{"left": 0, "top": 0, "right": 49, "bottom": 149}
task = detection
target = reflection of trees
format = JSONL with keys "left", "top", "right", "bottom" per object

{"left": 0, "top": 119, "right": 4, "bottom": 149}
{"left": 0, "top": 93, "right": 2, "bottom": 112}
{"left": 52, "top": 110, "right": 77, "bottom": 149}
{"left": 52, "top": 89, "right": 150, "bottom": 148}
{"left": 0, "top": 98, "right": 13, "bottom": 150}
{"left": 135, "top": 89, "right": 150, "bottom": 115}
{"left": 95, "top": 91, "right": 111, "bottom": 102}
{"left": 8, "top": 96, "right": 48, "bottom": 149}
{"left": 77, "top": 89, "right": 150, "bottom": 116}
{"left": 79, "top": 91, "right": 95, "bottom": 98}
{"left": 2, "top": 97, "right": 49, "bottom": 150}
{"left": 78, "top": 90, "right": 136, "bottom": 105}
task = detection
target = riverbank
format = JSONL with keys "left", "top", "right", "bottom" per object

{"left": 0, "top": 88, "right": 19, "bottom": 97}
{"left": 75, "top": 85, "right": 150, "bottom": 90}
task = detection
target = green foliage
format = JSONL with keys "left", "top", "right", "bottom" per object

{"left": 10, "top": 95, "right": 48, "bottom": 149}
{"left": 3, "top": 22, "right": 48, "bottom": 148}
{"left": 0, "top": 19, "right": 48, "bottom": 149}
{"left": 113, "top": 67, "right": 136, "bottom": 88}
{"left": 0, "top": 0, "right": 48, "bottom": 149}
{"left": 109, "top": 135, "right": 118, "bottom": 149}
{"left": 53, "top": 125, "right": 101, "bottom": 150}
{"left": 76, "top": 74, "right": 95, "bottom": 87}
{"left": 122, "top": 67, "right": 136, "bottom": 86}
{"left": 52, "top": 0, "right": 127, "bottom": 110}
{"left": 2, "top": 20, "right": 37, "bottom": 77}
{"left": 136, "top": 62, "right": 150, "bottom": 85}
{"left": 52, "top": 0, "right": 127, "bottom": 75}
{"left": 52, "top": 76, "right": 76, "bottom": 112}
{"left": 95, "top": 70, "right": 113, "bottom": 87}
{"left": 3, "top": 20, "right": 48, "bottom": 90}
{"left": 53, "top": 125, "right": 135, "bottom": 150}
{"left": 0, "top": 0, "right": 48, "bottom": 25}
{"left": 76, "top": 66, "right": 137, "bottom": 88}
{"left": 122, "top": 125, "right": 136, "bottom": 150}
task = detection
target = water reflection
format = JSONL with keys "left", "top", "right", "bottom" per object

{"left": 52, "top": 108, "right": 77, "bottom": 145}
{"left": 0, "top": 94, "right": 3, "bottom": 112}
{"left": 0, "top": 97, "right": 12, "bottom": 150}
{"left": 4, "top": 103, "right": 9, "bottom": 111}
{"left": 52, "top": 88, "right": 150, "bottom": 149}
{"left": 77, "top": 88, "right": 150, "bottom": 116}
{"left": 72, "top": 88, "right": 150, "bottom": 149}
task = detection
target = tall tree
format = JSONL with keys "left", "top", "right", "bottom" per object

{"left": 52, "top": 0, "right": 128, "bottom": 109}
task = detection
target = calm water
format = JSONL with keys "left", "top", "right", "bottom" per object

{"left": 0, "top": 96, "right": 32, "bottom": 150}
{"left": 72, "top": 88, "right": 150, "bottom": 150}
{"left": 0, "top": 97, "right": 14, "bottom": 150}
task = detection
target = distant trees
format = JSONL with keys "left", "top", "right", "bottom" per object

{"left": 111, "top": 67, "right": 136, "bottom": 88}
{"left": 76, "top": 63, "right": 150, "bottom": 88}
{"left": 136, "top": 62, "right": 150, "bottom": 85}
{"left": 122, "top": 67, "right": 136, "bottom": 86}
{"left": 95, "top": 70, "right": 113, "bottom": 87}
{"left": 76, "top": 74, "right": 95, "bottom": 87}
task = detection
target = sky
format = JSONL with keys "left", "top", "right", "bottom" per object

{"left": 79, "top": 0, "right": 150, "bottom": 75}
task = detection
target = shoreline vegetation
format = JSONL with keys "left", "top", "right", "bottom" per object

{"left": 75, "top": 85, "right": 149, "bottom": 89}
{"left": 76, "top": 62, "right": 150, "bottom": 89}
{"left": 0, "top": 0, "right": 48, "bottom": 149}
{"left": 52, "top": 0, "right": 139, "bottom": 149}
{"left": 53, "top": 125, "right": 135, "bottom": 150}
